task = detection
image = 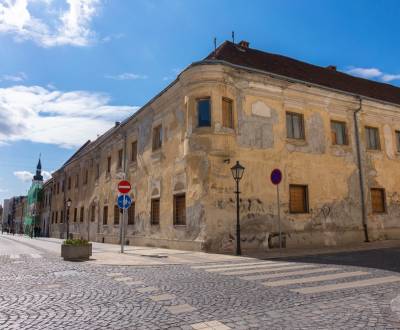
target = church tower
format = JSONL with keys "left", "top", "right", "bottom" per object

{"left": 33, "top": 157, "right": 43, "bottom": 182}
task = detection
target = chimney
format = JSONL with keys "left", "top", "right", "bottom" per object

{"left": 238, "top": 40, "right": 250, "bottom": 49}
{"left": 115, "top": 121, "right": 120, "bottom": 127}
{"left": 326, "top": 65, "right": 337, "bottom": 71}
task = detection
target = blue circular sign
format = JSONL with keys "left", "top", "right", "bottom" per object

{"left": 271, "top": 169, "right": 282, "bottom": 185}
{"left": 117, "top": 195, "right": 132, "bottom": 209}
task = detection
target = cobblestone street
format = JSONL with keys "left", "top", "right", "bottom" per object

{"left": 1, "top": 235, "right": 400, "bottom": 329}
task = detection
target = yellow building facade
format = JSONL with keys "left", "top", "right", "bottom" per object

{"left": 49, "top": 41, "right": 400, "bottom": 252}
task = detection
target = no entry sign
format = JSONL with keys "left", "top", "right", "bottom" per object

{"left": 118, "top": 180, "right": 131, "bottom": 194}
{"left": 270, "top": 169, "right": 282, "bottom": 185}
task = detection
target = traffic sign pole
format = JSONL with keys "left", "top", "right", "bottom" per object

{"left": 270, "top": 169, "right": 283, "bottom": 249}
{"left": 277, "top": 184, "right": 281, "bottom": 249}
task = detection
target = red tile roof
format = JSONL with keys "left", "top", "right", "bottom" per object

{"left": 205, "top": 41, "right": 400, "bottom": 106}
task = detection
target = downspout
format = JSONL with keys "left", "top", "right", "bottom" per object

{"left": 353, "top": 96, "right": 369, "bottom": 242}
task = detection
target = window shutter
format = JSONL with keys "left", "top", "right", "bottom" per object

{"left": 371, "top": 188, "right": 385, "bottom": 213}
{"left": 289, "top": 185, "right": 308, "bottom": 213}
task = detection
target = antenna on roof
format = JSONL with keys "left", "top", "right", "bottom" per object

{"left": 232, "top": 31, "right": 235, "bottom": 43}
{"left": 213, "top": 37, "right": 217, "bottom": 57}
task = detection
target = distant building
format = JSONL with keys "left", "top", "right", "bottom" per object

{"left": 44, "top": 40, "right": 400, "bottom": 252}
{"left": 24, "top": 158, "right": 44, "bottom": 237}
{"left": 39, "top": 178, "right": 53, "bottom": 237}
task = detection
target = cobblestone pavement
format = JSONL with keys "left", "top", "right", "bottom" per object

{"left": 0, "top": 235, "right": 400, "bottom": 329}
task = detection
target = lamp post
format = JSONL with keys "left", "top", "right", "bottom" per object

{"left": 231, "top": 161, "right": 245, "bottom": 256}
{"left": 66, "top": 198, "right": 72, "bottom": 239}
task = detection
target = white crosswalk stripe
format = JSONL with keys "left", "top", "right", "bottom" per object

{"left": 240, "top": 267, "right": 339, "bottom": 281}
{"left": 220, "top": 264, "right": 315, "bottom": 276}
{"left": 263, "top": 271, "right": 369, "bottom": 287}
{"left": 191, "top": 261, "right": 277, "bottom": 270}
{"left": 206, "top": 262, "right": 294, "bottom": 273}
{"left": 292, "top": 276, "right": 400, "bottom": 294}
{"left": 29, "top": 254, "right": 42, "bottom": 259}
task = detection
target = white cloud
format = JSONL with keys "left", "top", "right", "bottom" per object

{"left": 0, "top": 84, "right": 139, "bottom": 148}
{"left": 0, "top": 72, "right": 27, "bottom": 82}
{"left": 346, "top": 67, "right": 382, "bottom": 79}
{"left": 13, "top": 170, "right": 52, "bottom": 182}
{"left": 162, "top": 68, "right": 182, "bottom": 81}
{"left": 346, "top": 67, "right": 400, "bottom": 83}
{"left": 381, "top": 74, "right": 400, "bottom": 82}
{"left": 0, "top": 0, "right": 100, "bottom": 47}
{"left": 105, "top": 73, "right": 148, "bottom": 80}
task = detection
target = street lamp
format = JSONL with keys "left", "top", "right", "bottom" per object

{"left": 66, "top": 198, "right": 72, "bottom": 239}
{"left": 231, "top": 161, "right": 245, "bottom": 256}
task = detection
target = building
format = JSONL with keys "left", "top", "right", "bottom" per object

{"left": 1, "top": 199, "right": 11, "bottom": 233}
{"left": 14, "top": 196, "right": 27, "bottom": 234}
{"left": 49, "top": 40, "right": 400, "bottom": 252}
{"left": 39, "top": 178, "right": 53, "bottom": 237}
{"left": 24, "top": 159, "right": 44, "bottom": 237}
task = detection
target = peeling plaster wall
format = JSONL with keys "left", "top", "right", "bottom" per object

{"left": 49, "top": 63, "right": 400, "bottom": 253}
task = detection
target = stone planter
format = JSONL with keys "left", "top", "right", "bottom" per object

{"left": 61, "top": 243, "right": 92, "bottom": 261}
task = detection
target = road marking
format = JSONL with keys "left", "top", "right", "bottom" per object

{"left": 114, "top": 276, "right": 134, "bottom": 282}
{"left": 292, "top": 276, "right": 400, "bottom": 294}
{"left": 240, "top": 267, "right": 339, "bottom": 281}
{"left": 149, "top": 293, "right": 176, "bottom": 301}
{"left": 136, "top": 286, "right": 159, "bottom": 293}
{"left": 192, "top": 261, "right": 277, "bottom": 269}
{"left": 30, "top": 254, "right": 42, "bottom": 259}
{"left": 207, "top": 262, "right": 294, "bottom": 273}
{"left": 264, "top": 271, "right": 369, "bottom": 287}
{"left": 166, "top": 304, "right": 196, "bottom": 314}
{"left": 124, "top": 281, "right": 144, "bottom": 286}
{"left": 10, "top": 254, "right": 20, "bottom": 259}
{"left": 191, "top": 320, "right": 231, "bottom": 329}
{"left": 220, "top": 264, "right": 315, "bottom": 276}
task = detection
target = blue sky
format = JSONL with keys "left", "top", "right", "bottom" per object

{"left": 0, "top": 0, "right": 399, "bottom": 204}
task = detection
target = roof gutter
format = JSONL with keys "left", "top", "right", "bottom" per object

{"left": 353, "top": 97, "right": 369, "bottom": 242}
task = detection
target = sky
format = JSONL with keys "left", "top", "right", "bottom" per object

{"left": 0, "top": 0, "right": 400, "bottom": 204}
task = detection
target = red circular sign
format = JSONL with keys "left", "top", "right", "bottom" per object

{"left": 118, "top": 180, "right": 131, "bottom": 194}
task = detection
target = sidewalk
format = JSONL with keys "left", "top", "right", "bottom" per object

{"left": 3, "top": 233, "right": 400, "bottom": 266}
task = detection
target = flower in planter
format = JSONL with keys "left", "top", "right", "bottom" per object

{"left": 63, "top": 238, "right": 90, "bottom": 246}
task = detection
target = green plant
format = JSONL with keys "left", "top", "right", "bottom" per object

{"left": 63, "top": 238, "right": 90, "bottom": 246}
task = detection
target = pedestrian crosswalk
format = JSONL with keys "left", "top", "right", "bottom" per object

{"left": 192, "top": 260, "right": 400, "bottom": 294}
{"left": 2, "top": 253, "right": 43, "bottom": 260}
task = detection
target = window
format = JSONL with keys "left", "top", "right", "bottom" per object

{"left": 75, "top": 174, "right": 79, "bottom": 188}
{"left": 365, "top": 126, "right": 380, "bottom": 150}
{"left": 74, "top": 207, "right": 77, "bottom": 222}
{"left": 128, "top": 201, "right": 135, "bottom": 225}
{"left": 80, "top": 206, "right": 84, "bottom": 222}
{"left": 107, "top": 156, "right": 111, "bottom": 173}
{"left": 57, "top": 182, "right": 60, "bottom": 194}
{"left": 289, "top": 185, "right": 309, "bottom": 213}
{"left": 114, "top": 205, "right": 119, "bottom": 225}
{"left": 55, "top": 211, "right": 58, "bottom": 223}
{"left": 151, "top": 198, "right": 160, "bottom": 225}
{"left": 331, "top": 121, "right": 347, "bottom": 145}
{"left": 152, "top": 125, "right": 163, "bottom": 151}
{"left": 395, "top": 131, "right": 400, "bottom": 152}
{"left": 103, "top": 206, "right": 108, "bottom": 225}
{"left": 91, "top": 204, "right": 96, "bottom": 222}
{"left": 222, "top": 98, "right": 234, "bottom": 129}
{"left": 286, "top": 112, "right": 305, "bottom": 139}
{"left": 51, "top": 212, "right": 54, "bottom": 224}
{"left": 96, "top": 163, "right": 100, "bottom": 179}
{"left": 60, "top": 210, "right": 64, "bottom": 224}
{"left": 68, "top": 177, "right": 71, "bottom": 190}
{"left": 83, "top": 169, "right": 88, "bottom": 185}
{"left": 197, "top": 98, "right": 211, "bottom": 127}
{"left": 131, "top": 141, "right": 137, "bottom": 162}
{"left": 371, "top": 188, "right": 386, "bottom": 213}
{"left": 118, "top": 149, "right": 123, "bottom": 168}
{"left": 174, "top": 194, "right": 186, "bottom": 225}
{"left": 61, "top": 180, "right": 65, "bottom": 193}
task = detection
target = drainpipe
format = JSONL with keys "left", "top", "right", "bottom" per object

{"left": 353, "top": 96, "right": 369, "bottom": 242}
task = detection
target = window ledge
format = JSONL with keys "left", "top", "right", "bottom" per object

{"left": 193, "top": 127, "right": 213, "bottom": 135}
{"left": 286, "top": 138, "right": 307, "bottom": 146}
{"left": 174, "top": 224, "right": 187, "bottom": 228}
